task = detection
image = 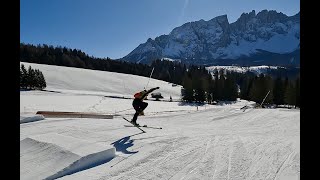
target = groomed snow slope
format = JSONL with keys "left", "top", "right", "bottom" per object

{"left": 20, "top": 62, "right": 299, "bottom": 180}
{"left": 20, "top": 62, "right": 182, "bottom": 100}
{"left": 20, "top": 133, "right": 115, "bottom": 180}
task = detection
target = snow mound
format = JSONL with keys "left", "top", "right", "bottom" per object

{"left": 20, "top": 133, "right": 115, "bottom": 180}
{"left": 20, "top": 114, "right": 45, "bottom": 124}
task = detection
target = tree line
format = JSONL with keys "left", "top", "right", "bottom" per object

{"left": 238, "top": 72, "right": 300, "bottom": 108}
{"left": 181, "top": 67, "right": 300, "bottom": 108}
{"left": 20, "top": 64, "right": 46, "bottom": 90}
{"left": 20, "top": 43, "right": 300, "bottom": 107}
{"left": 181, "top": 67, "right": 239, "bottom": 103}
{"left": 20, "top": 43, "right": 188, "bottom": 88}
{"left": 20, "top": 43, "right": 153, "bottom": 78}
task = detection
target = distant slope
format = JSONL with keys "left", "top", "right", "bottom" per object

{"left": 20, "top": 62, "right": 182, "bottom": 100}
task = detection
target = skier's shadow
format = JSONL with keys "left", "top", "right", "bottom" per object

{"left": 111, "top": 132, "right": 143, "bottom": 154}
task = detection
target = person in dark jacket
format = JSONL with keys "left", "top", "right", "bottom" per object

{"left": 131, "top": 87, "right": 159, "bottom": 126}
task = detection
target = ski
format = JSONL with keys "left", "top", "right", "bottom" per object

{"left": 124, "top": 125, "right": 162, "bottom": 129}
{"left": 122, "top": 117, "right": 146, "bottom": 133}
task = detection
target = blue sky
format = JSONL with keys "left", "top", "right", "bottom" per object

{"left": 20, "top": 0, "right": 300, "bottom": 59}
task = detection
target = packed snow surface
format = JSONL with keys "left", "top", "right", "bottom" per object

{"left": 20, "top": 62, "right": 299, "bottom": 180}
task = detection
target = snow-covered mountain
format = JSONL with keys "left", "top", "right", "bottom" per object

{"left": 121, "top": 10, "right": 300, "bottom": 66}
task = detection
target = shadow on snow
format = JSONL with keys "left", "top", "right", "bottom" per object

{"left": 111, "top": 132, "right": 144, "bottom": 154}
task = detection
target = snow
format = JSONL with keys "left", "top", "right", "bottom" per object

{"left": 163, "top": 39, "right": 186, "bottom": 57}
{"left": 138, "top": 41, "right": 156, "bottom": 54}
{"left": 20, "top": 62, "right": 299, "bottom": 180}
{"left": 218, "top": 20, "right": 299, "bottom": 59}
{"left": 161, "top": 57, "right": 178, "bottom": 62}
{"left": 21, "top": 133, "right": 115, "bottom": 180}
{"left": 220, "top": 32, "right": 299, "bottom": 59}
{"left": 163, "top": 17, "right": 227, "bottom": 59}
{"left": 128, "top": 15, "right": 299, "bottom": 61}
{"left": 20, "top": 114, "right": 45, "bottom": 124}
{"left": 20, "top": 62, "right": 182, "bottom": 100}
{"left": 206, "top": 65, "right": 280, "bottom": 75}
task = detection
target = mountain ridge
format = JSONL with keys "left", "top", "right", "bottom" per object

{"left": 120, "top": 10, "right": 300, "bottom": 67}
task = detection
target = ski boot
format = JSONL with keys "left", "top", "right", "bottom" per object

{"left": 139, "top": 111, "right": 144, "bottom": 116}
{"left": 131, "top": 120, "right": 140, "bottom": 127}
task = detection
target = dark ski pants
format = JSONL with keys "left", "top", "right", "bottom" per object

{"left": 132, "top": 99, "right": 148, "bottom": 123}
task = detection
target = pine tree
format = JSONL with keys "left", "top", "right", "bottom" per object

{"left": 207, "top": 76, "right": 214, "bottom": 104}
{"left": 264, "top": 75, "right": 274, "bottom": 104}
{"left": 284, "top": 77, "right": 289, "bottom": 91}
{"left": 249, "top": 75, "right": 264, "bottom": 104}
{"left": 20, "top": 65, "right": 46, "bottom": 90}
{"left": 20, "top": 64, "right": 28, "bottom": 89}
{"left": 20, "top": 65, "right": 23, "bottom": 88}
{"left": 249, "top": 74, "right": 273, "bottom": 105}
{"left": 34, "top": 69, "right": 40, "bottom": 90}
{"left": 212, "top": 70, "right": 219, "bottom": 101}
{"left": 224, "top": 72, "right": 238, "bottom": 101}
{"left": 182, "top": 73, "right": 193, "bottom": 102}
{"left": 27, "top": 66, "right": 36, "bottom": 89}
{"left": 240, "top": 75, "right": 253, "bottom": 100}
{"left": 284, "top": 81, "right": 296, "bottom": 107}
{"left": 33, "top": 69, "right": 46, "bottom": 90}
{"left": 295, "top": 76, "right": 300, "bottom": 108}
{"left": 216, "top": 70, "right": 225, "bottom": 100}
{"left": 39, "top": 71, "right": 47, "bottom": 89}
{"left": 194, "top": 78, "right": 205, "bottom": 103}
{"left": 273, "top": 77, "right": 285, "bottom": 105}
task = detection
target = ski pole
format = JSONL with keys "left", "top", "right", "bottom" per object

{"left": 260, "top": 90, "right": 270, "bottom": 108}
{"left": 145, "top": 67, "right": 154, "bottom": 89}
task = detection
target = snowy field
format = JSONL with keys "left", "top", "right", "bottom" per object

{"left": 206, "top": 65, "right": 279, "bottom": 75}
{"left": 20, "top": 62, "right": 300, "bottom": 180}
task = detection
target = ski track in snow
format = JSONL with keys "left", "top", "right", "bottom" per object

{"left": 87, "top": 96, "right": 106, "bottom": 113}
{"left": 20, "top": 100, "right": 299, "bottom": 180}
{"left": 20, "top": 63, "right": 299, "bottom": 180}
{"left": 40, "top": 108, "right": 298, "bottom": 180}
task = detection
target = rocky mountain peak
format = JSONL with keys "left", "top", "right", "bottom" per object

{"left": 121, "top": 10, "right": 300, "bottom": 66}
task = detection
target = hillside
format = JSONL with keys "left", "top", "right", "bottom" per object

{"left": 20, "top": 62, "right": 182, "bottom": 100}
{"left": 20, "top": 63, "right": 300, "bottom": 180}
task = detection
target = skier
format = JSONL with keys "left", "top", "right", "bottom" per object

{"left": 131, "top": 87, "right": 160, "bottom": 126}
